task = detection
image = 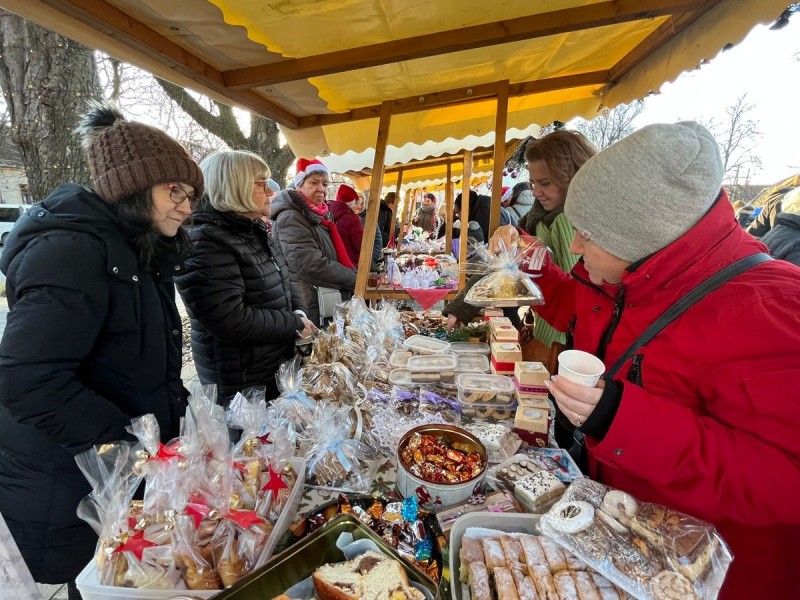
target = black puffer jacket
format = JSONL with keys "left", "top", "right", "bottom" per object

{"left": 176, "top": 206, "right": 306, "bottom": 401}
{"left": 762, "top": 212, "right": 800, "bottom": 267}
{"left": 0, "top": 184, "right": 186, "bottom": 583}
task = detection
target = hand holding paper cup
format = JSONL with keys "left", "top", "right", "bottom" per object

{"left": 557, "top": 350, "right": 605, "bottom": 387}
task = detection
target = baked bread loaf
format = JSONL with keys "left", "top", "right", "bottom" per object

{"left": 312, "top": 551, "right": 425, "bottom": 600}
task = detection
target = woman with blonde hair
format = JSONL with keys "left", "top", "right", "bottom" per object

{"left": 176, "top": 150, "right": 313, "bottom": 404}
{"left": 445, "top": 130, "right": 597, "bottom": 373}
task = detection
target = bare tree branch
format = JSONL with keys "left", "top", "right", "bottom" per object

{"left": 156, "top": 78, "right": 248, "bottom": 148}
{"left": 574, "top": 100, "right": 645, "bottom": 149}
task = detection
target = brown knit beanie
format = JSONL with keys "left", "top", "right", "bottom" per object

{"left": 77, "top": 101, "right": 203, "bottom": 203}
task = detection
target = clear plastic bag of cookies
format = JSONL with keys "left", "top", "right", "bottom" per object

{"left": 75, "top": 441, "right": 145, "bottom": 586}
{"left": 540, "top": 478, "right": 732, "bottom": 600}
{"left": 463, "top": 239, "right": 545, "bottom": 308}
{"left": 304, "top": 402, "right": 380, "bottom": 492}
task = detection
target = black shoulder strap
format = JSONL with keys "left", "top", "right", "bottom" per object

{"left": 606, "top": 252, "right": 772, "bottom": 378}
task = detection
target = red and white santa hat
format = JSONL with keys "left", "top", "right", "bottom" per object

{"left": 336, "top": 184, "right": 359, "bottom": 206}
{"left": 294, "top": 157, "right": 329, "bottom": 188}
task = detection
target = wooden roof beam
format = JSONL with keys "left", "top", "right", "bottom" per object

{"left": 223, "top": 0, "right": 704, "bottom": 90}
{"left": 608, "top": 0, "right": 726, "bottom": 83}
{"left": 296, "top": 71, "right": 610, "bottom": 129}
{"left": 23, "top": 0, "right": 299, "bottom": 127}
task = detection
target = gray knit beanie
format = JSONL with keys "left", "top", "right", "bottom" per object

{"left": 77, "top": 101, "right": 204, "bottom": 203}
{"left": 565, "top": 122, "right": 723, "bottom": 262}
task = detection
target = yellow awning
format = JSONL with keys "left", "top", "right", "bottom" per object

{"left": 3, "top": 0, "right": 789, "bottom": 172}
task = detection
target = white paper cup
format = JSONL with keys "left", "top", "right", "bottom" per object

{"left": 557, "top": 349, "right": 605, "bottom": 387}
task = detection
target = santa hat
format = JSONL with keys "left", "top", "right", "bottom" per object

{"left": 294, "top": 157, "right": 329, "bottom": 187}
{"left": 501, "top": 186, "right": 512, "bottom": 202}
{"left": 336, "top": 184, "right": 359, "bottom": 205}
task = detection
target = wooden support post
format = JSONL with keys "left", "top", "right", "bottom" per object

{"left": 355, "top": 101, "right": 392, "bottom": 296}
{"left": 444, "top": 162, "right": 454, "bottom": 255}
{"left": 488, "top": 80, "right": 509, "bottom": 237}
{"left": 459, "top": 152, "right": 472, "bottom": 289}
{"left": 387, "top": 169, "right": 403, "bottom": 248}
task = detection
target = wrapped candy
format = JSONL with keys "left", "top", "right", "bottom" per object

{"left": 463, "top": 239, "right": 545, "bottom": 307}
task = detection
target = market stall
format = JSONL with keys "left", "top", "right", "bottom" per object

{"left": 0, "top": 1, "right": 794, "bottom": 599}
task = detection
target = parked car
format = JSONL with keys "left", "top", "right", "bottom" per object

{"left": 0, "top": 205, "right": 28, "bottom": 245}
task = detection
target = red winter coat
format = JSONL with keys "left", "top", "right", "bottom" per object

{"left": 532, "top": 194, "right": 800, "bottom": 600}
{"left": 328, "top": 200, "right": 363, "bottom": 267}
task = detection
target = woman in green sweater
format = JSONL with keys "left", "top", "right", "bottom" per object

{"left": 444, "top": 130, "right": 597, "bottom": 373}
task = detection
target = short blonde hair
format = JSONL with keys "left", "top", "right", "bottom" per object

{"left": 199, "top": 150, "right": 271, "bottom": 213}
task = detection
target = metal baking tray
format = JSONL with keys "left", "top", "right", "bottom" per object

{"left": 211, "top": 514, "right": 438, "bottom": 599}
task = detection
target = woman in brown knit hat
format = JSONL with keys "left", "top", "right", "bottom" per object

{"left": 0, "top": 101, "right": 203, "bottom": 598}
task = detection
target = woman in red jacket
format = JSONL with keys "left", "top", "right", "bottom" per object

{"left": 329, "top": 183, "right": 364, "bottom": 267}
{"left": 492, "top": 122, "right": 800, "bottom": 599}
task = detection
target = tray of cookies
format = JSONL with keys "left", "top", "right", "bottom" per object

{"left": 390, "top": 349, "right": 413, "bottom": 369}
{"left": 449, "top": 512, "right": 633, "bottom": 600}
{"left": 540, "top": 478, "right": 732, "bottom": 600}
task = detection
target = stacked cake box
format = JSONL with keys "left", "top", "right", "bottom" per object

{"left": 488, "top": 317, "right": 519, "bottom": 343}
{"left": 490, "top": 342, "right": 522, "bottom": 376}
{"left": 513, "top": 361, "right": 552, "bottom": 447}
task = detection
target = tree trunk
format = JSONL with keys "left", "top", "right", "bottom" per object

{"left": 0, "top": 10, "right": 100, "bottom": 201}
{"left": 156, "top": 78, "right": 294, "bottom": 185}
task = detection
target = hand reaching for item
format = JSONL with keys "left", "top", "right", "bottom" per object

{"left": 299, "top": 317, "right": 316, "bottom": 338}
{"left": 545, "top": 376, "right": 605, "bottom": 428}
{"left": 446, "top": 314, "right": 462, "bottom": 332}
{"left": 488, "top": 224, "right": 520, "bottom": 254}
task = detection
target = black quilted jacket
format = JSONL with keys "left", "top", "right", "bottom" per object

{"left": 176, "top": 206, "right": 306, "bottom": 401}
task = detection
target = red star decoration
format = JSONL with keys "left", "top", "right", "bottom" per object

{"left": 261, "top": 464, "right": 288, "bottom": 495}
{"left": 149, "top": 441, "right": 184, "bottom": 462}
{"left": 257, "top": 431, "right": 273, "bottom": 445}
{"left": 225, "top": 508, "right": 266, "bottom": 529}
{"left": 185, "top": 502, "right": 211, "bottom": 528}
{"left": 113, "top": 530, "right": 158, "bottom": 561}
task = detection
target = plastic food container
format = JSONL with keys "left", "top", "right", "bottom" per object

{"left": 389, "top": 349, "right": 412, "bottom": 368}
{"left": 75, "top": 457, "right": 307, "bottom": 600}
{"left": 456, "top": 373, "right": 517, "bottom": 417}
{"left": 388, "top": 368, "right": 413, "bottom": 387}
{"left": 448, "top": 342, "right": 491, "bottom": 356}
{"left": 396, "top": 424, "right": 487, "bottom": 506}
{"left": 402, "top": 334, "right": 451, "bottom": 355}
{"left": 407, "top": 352, "right": 457, "bottom": 384}
{"left": 455, "top": 354, "right": 490, "bottom": 374}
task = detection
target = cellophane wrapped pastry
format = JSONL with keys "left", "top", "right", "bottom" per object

{"left": 75, "top": 441, "right": 144, "bottom": 586}
{"left": 540, "top": 478, "right": 732, "bottom": 600}
{"left": 464, "top": 240, "right": 545, "bottom": 307}
{"left": 270, "top": 356, "right": 318, "bottom": 436}
{"left": 75, "top": 384, "right": 302, "bottom": 592}
{"left": 303, "top": 402, "right": 380, "bottom": 492}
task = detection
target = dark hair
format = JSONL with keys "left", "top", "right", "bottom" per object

{"left": 424, "top": 193, "right": 436, "bottom": 201}
{"left": 112, "top": 189, "right": 190, "bottom": 273}
{"left": 524, "top": 130, "right": 597, "bottom": 192}
{"left": 384, "top": 192, "right": 397, "bottom": 203}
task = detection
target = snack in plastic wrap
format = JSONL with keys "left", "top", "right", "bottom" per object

{"left": 75, "top": 441, "right": 144, "bottom": 586}
{"left": 304, "top": 402, "right": 380, "bottom": 492}
{"left": 463, "top": 240, "right": 545, "bottom": 307}
{"left": 540, "top": 478, "right": 732, "bottom": 600}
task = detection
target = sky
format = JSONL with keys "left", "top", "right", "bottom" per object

{"left": 629, "top": 14, "right": 800, "bottom": 186}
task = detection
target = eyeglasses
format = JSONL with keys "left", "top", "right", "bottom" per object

{"left": 254, "top": 179, "right": 269, "bottom": 192}
{"left": 164, "top": 183, "right": 197, "bottom": 205}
